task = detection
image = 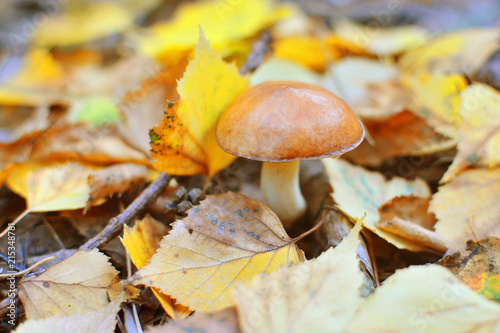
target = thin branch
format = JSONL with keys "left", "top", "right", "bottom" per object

{"left": 239, "top": 29, "right": 272, "bottom": 75}
{"left": 0, "top": 253, "right": 24, "bottom": 272}
{"left": 0, "top": 256, "right": 55, "bottom": 279}
{"left": 81, "top": 172, "right": 171, "bottom": 250}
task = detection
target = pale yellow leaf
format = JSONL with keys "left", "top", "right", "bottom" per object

{"left": 335, "top": 19, "right": 431, "bottom": 56}
{"left": 130, "top": 192, "right": 303, "bottom": 312}
{"left": 441, "top": 83, "right": 500, "bottom": 182}
{"left": 7, "top": 162, "right": 95, "bottom": 212}
{"left": 322, "top": 158, "right": 431, "bottom": 251}
{"left": 146, "top": 307, "right": 239, "bottom": 333}
{"left": 19, "top": 249, "right": 119, "bottom": 320}
{"left": 15, "top": 293, "right": 124, "bottom": 333}
{"left": 399, "top": 28, "right": 500, "bottom": 75}
{"left": 233, "top": 221, "right": 364, "bottom": 333}
{"left": 430, "top": 168, "right": 500, "bottom": 255}
{"left": 345, "top": 265, "right": 500, "bottom": 333}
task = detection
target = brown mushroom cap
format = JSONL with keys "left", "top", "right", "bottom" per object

{"left": 215, "top": 81, "right": 364, "bottom": 162}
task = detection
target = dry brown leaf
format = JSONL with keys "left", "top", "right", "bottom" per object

{"left": 0, "top": 105, "right": 49, "bottom": 144}
{"left": 441, "top": 83, "right": 500, "bottom": 183}
{"left": 86, "top": 163, "right": 149, "bottom": 211}
{"left": 130, "top": 192, "right": 303, "bottom": 311}
{"left": 438, "top": 237, "right": 500, "bottom": 302}
{"left": 121, "top": 215, "right": 192, "bottom": 319}
{"left": 146, "top": 307, "right": 239, "bottom": 333}
{"left": 19, "top": 249, "right": 119, "bottom": 320}
{"left": 345, "top": 265, "right": 500, "bottom": 332}
{"left": 323, "top": 158, "right": 432, "bottom": 251}
{"left": 377, "top": 196, "right": 445, "bottom": 253}
{"left": 430, "top": 168, "right": 500, "bottom": 255}
{"left": 344, "top": 111, "right": 455, "bottom": 167}
{"left": 233, "top": 222, "right": 364, "bottom": 333}
{"left": 16, "top": 293, "right": 124, "bottom": 333}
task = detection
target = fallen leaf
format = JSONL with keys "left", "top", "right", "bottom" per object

{"left": 121, "top": 215, "right": 191, "bottom": 319}
{"left": 146, "top": 307, "right": 239, "bottom": 333}
{"left": 273, "top": 35, "right": 326, "bottom": 72}
{"left": 0, "top": 48, "right": 65, "bottom": 105}
{"left": 399, "top": 28, "right": 500, "bottom": 75}
{"left": 345, "top": 265, "right": 500, "bottom": 332}
{"left": 86, "top": 163, "right": 149, "bottom": 211}
{"left": 250, "top": 58, "right": 323, "bottom": 87}
{"left": 334, "top": 19, "right": 431, "bottom": 56}
{"left": 7, "top": 162, "right": 95, "bottom": 212}
{"left": 150, "top": 31, "right": 249, "bottom": 176}
{"left": 68, "top": 97, "right": 122, "bottom": 127}
{"left": 16, "top": 293, "right": 124, "bottom": 333}
{"left": 438, "top": 237, "right": 500, "bottom": 302}
{"left": 430, "top": 167, "right": 500, "bottom": 255}
{"left": 33, "top": 2, "right": 133, "bottom": 47}
{"left": 19, "top": 249, "right": 119, "bottom": 320}
{"left": 441, "top": 83, "right": 500, "bottom": 182}
{"left": 130, "top": 192, "right": 303, "bottom": 311}
{"left": 322, "top": 158, "right": 432, "bottom": 251}
{"left": 0, "top": 105, "right": 50, "bottom": 144}
{"left": 403, "top": 73, "right": 467, "bottom": 135}
{"left": 379, "top": 196, "right": 437, "bottom": 230}
{"left": 233, "top": 221, "right": 364, "bottom": 333}
{"left": 136, "top": 0, "right": 285, "bottom": 60}
{"left": 344, "top": 110, "right": 455, "bottom": 167}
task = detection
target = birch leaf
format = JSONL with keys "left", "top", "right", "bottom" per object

{"left": 130, "top": 192, "right": 303, "bottom": 311}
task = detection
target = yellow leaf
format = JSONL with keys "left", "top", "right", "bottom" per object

{"left": 233, "top": 222, "right": 364, "bottom": 333}
{"left": 137, "top": 0, "right": 285, "bottom": 59}
{"left": 16, "top": 293, "right": 124, "bottom": 333}
{"left": 33, "top": 2, "right": 133, "bottom": 47}
{"left": 404, "top": 73, "right": 467, "bottom": 132}
{"left": 345, "top": 266, "right": 500, "bottom": 332}
{"left": 0, "top": 49, "right": 64, "bottom": 105}
{"left": 6, "top": 162, "right": 95, "bottom": 212}
{"left": 399, "top": 28, "right": 500, "bottom": 75}
{"left": 430, "top": 168, "right": 500, "bottom": 255}
{"left": 150, "top": 31, "right": 249, "bottom": 176}
{"left": 19, "top": 249, "right": 119, "bottom": 320}
{"left": 441, "top": 83, "right": 500, "bottom": 182}
{"left": 322, "top": 158, "right": 431, "bottom": 251}
{"left": 273, "top": 36, "right": 326, "bottom": 72}
{"left": 130, "top": 192, "right": 303, "bottom": 312}
{"left": 121, "top": 215, "right": 192, "bottom": 319}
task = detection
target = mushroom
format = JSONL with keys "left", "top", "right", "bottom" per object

{"left": 215, "top": 81, "right": 364, "bottom": 224}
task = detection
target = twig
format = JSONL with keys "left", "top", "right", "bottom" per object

{"left": 81, "top": 173, "right": 171, "bottom": 250}
{"left": 0, "top": 253, "right": 24, "bottom": 272}
{"left": 239, "top": 29, "right": 272, "bottom": 75}
{"left": 0, "top": 256, "right": 55, "bottom": 278}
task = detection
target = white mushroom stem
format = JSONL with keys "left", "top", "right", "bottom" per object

{"left": 261, "top": 160, "right": 306, "bottom": 225}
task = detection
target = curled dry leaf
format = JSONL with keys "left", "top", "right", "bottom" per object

{"left": 86, "top": 163, "right": 149, "bottom": 211}
{"left": 430, "top": 168, "right": 500, "bottom": 255}
{"left": 15, "top": 293, "right": 124, "bottom": 333}
{"left": 146, "top": 307, "right": 239, "bottom": 333}
{"left": 19, "top": 249, "right": 119, "bottom": 320}
{"left": 149, "top": 31, "right": 249, "bottom": 176}
{"left": 233, "top": 222, "right": 364, "bottom": 333}
{"left": 345, "top": 266, "right": 500, "bottom": 333}
{"left": 121, "top": 215, "right": 192, "bottom": 319}
{"left": 376, "top": 196, "right": 446, "bottom": 253}
{"left": 441, "top": 83, "right": 500, "bottom": 183}
{"left": 344, "top": 110, "right": 455, "bottom": 167}
{"left": 322, "top": 158, "right": 431, "bottom": 251}
{"left": 130, "top": 192, "right": 303, "bottom": 312}
{"left": 438, "top": 237, "right": 500, "bottom": 302}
